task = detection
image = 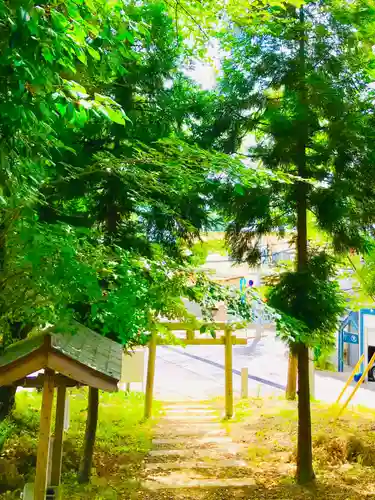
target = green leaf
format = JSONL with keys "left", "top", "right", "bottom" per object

{"left": 85, "top": 0, "right": 95, "bottom": 9}
{"left": 76, "top": 49, "right": 87, "bottom": 65}
{"left": 234, "top": 183, "right": 245, "bottom": 196}
{"left": 78, "top": 100, "right": 93, "bottom": 110}
{"left": 55, "top": 102, "right": 67, "bottom": 117}
{"left": 51, "top": 9, "right": 68, "bottom": 31}
{"left": 105, "top": 107, "right": 125, "bottom": 125}
{"left": 63, "top": 80, "right": 89, "bottom": 99}
{"left": 39, "top": 102, "right": 50, "bottom": 116}
{"left": 87, "top": 46, "right": 100, "bottom": 61}
{"left": 94, "top": 93, "right": 119, "bottom": 107}
{"left": 42, "top": 47, "right": 54, "bottom": 63}
{"left": 96, "top": 104, "right": 109, "bottom": 119}
{"left": 118, "top": 26, "right": 134, "bottom": 43}
{"left": 124, "top": 31, "right": 134, "bottom": 44}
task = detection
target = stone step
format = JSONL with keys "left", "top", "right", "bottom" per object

{"left": 152, "top": 436, "right": 233, "bottom": 447}
{"left": 145, "top": 458, "right": 249, "bottom": 471}
{"left": 164, "top": 408, "right": 216, "bottom": 415}
{"left": 142, "top": 476, "right": 256, "bottom": 491}
{"left": 162, "top": 415, "right": 218, "bottom": 422}
{"left": 163, "top": 403, "right": 212, "bottom": 410}
{"left": 156, "top": 422, "right": 223, "bottom": 431}
{"left": 162, "top": 400, "right": 211, "bottom": 403}
{"left": 155, "top": 426, "right": 227, "bottom": 437}
{"left": 148, "top": 445, "right": 243, "bottom": 460}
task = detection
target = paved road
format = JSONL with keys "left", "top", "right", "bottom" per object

{"left": 150, "top": 331, "right": 375, "bottom": 409}
{"left": 153, "top": 332, "right": 288, "bottom": 401}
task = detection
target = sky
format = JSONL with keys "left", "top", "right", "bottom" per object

{"left": 184, "top": 42, "right": 257, "bottom": 154}
{"left": 184, "top": 41, "right": 220, "bottom": 90}
{"left": 187, "top": 59, "right": 217, "bottom": 89}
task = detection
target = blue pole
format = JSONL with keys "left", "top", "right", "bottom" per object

{"left": 360, "top": 309, "right": 365, "bottom": 374}
{"left": 338, "top": 327, "right": 343, "bottom": 372}
{"left": 239, "top": 277, "right": 246, "bottom": 303}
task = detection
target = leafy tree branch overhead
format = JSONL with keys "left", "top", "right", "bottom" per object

{"left": 0, "top": 0, "right": 277, "bottom": 356}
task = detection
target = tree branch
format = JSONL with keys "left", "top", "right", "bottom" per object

{"left": 164, "top": 0, "right": 209, "bottom": 40}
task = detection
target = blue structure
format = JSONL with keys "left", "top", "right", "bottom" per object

{"left": 338, "top": 308, "right": 375, "bottom": 373}
{"left": 239, "top": 277, "right": 247, "bottom": 303}
{"left": 338, "top": 311, "right": 358, "bottom": 372}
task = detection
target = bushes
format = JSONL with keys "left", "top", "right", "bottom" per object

{"left": 0, "top": 409, "right": 38, "bottom": 493}
{"left": 314, "top": 347, "right": 336, "bottom": 371}
{"left": 314, "top": 434, "right": 375, "bottom": 467}
{"left": 0, "top": 435, "right": 37, "bottom": 492}
{"left": 0, "top": 420, "right": 24, "bottom": 492}
{"left": 0, "top": 421, "right": 14, "bottom": 453}
{"left": 0, "top": 389, "right": 158, "bottom": 497}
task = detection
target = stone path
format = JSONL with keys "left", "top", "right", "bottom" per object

{"left": 141, "top": 401, "right": 256, "bottom": 494}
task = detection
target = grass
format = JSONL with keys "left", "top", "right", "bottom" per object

{"left": 191, "top": 238, "right": 227, "bottom": 265}
{"left": 0, "top": 389, "right": 161, "bottom": 499}
{"left": 2, "top": 392, "right": 375, "bottom": 499}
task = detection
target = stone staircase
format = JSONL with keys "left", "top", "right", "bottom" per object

{"left": 141, "top": 401, "right": 256, "bottom": 495}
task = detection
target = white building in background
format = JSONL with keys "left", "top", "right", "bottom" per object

{"left": 200, "top": 233, "right": 295, "bottom": 288}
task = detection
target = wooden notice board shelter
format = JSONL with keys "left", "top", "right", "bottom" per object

{"left": 0, "top": 322, "right": 122, "bottom": 500}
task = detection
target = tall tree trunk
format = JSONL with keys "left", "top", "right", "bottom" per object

{"left": 78, "top": 387, "right": 99, "bottom": 484}
{"left": 0, "top": 323, "right": 33, "bottom": 420}
{"left": 286, "top": 349, "right": 297, "bottom": 400}
{"left": 295, "top": 6, "right": 315, "bottom": 484}
{"left": 0, "top": 386, "right": 16, "bottom": 420}
{"left": 296, "top": 343, "right": 314, "bottom": 483}
{"left": 296, "top": 172, "right": 314, "bottom": 483}
{"left": 0, "top": 212, "right": 12, "bottom": 421}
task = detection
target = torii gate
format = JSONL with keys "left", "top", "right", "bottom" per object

{"left": 144, "top": 322, "right": 247, "bottom": 420}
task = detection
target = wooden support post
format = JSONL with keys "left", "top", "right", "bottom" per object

{"left": 308, "top": 349, "right": 315, "bottom": 400}
{"left": 35, "top": 369, "right": 55, "bottom": 500}
{"left": 241, "top": 368, "right": 248, "bottom": 399}
{"left": 78, "top": 387, "right": 99, "bottom": 484}
{"left": 224, "top": 327, "right": 233, "bottom": 419}
{"left": 64, "top": 394, "right": 70, "bottom": 431}
{"left": 286, "top": 350, "right": 297, "bottom": 400}
{"left": 50, "top": 385, "right": 67, "bottom": 486}
{"left": 186, "top": 329, "right": 195, "bottom": 342}
{"left": 47, "top": 435, "right": 53, "bottom": 486}
{"left": 144, "top": 330, "right": 157, "bottom": 419}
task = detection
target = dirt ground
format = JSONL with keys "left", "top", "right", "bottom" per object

{"left": 137, "top": 397, "right": 375, "bottom": 500}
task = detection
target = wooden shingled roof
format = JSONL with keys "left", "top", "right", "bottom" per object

{"left": 0, "top": 322, "right": 123, "bottom": 391}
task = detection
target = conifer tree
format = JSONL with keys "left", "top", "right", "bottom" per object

{"left": 202, "top": 0, "right": 375, "bottom": 483}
